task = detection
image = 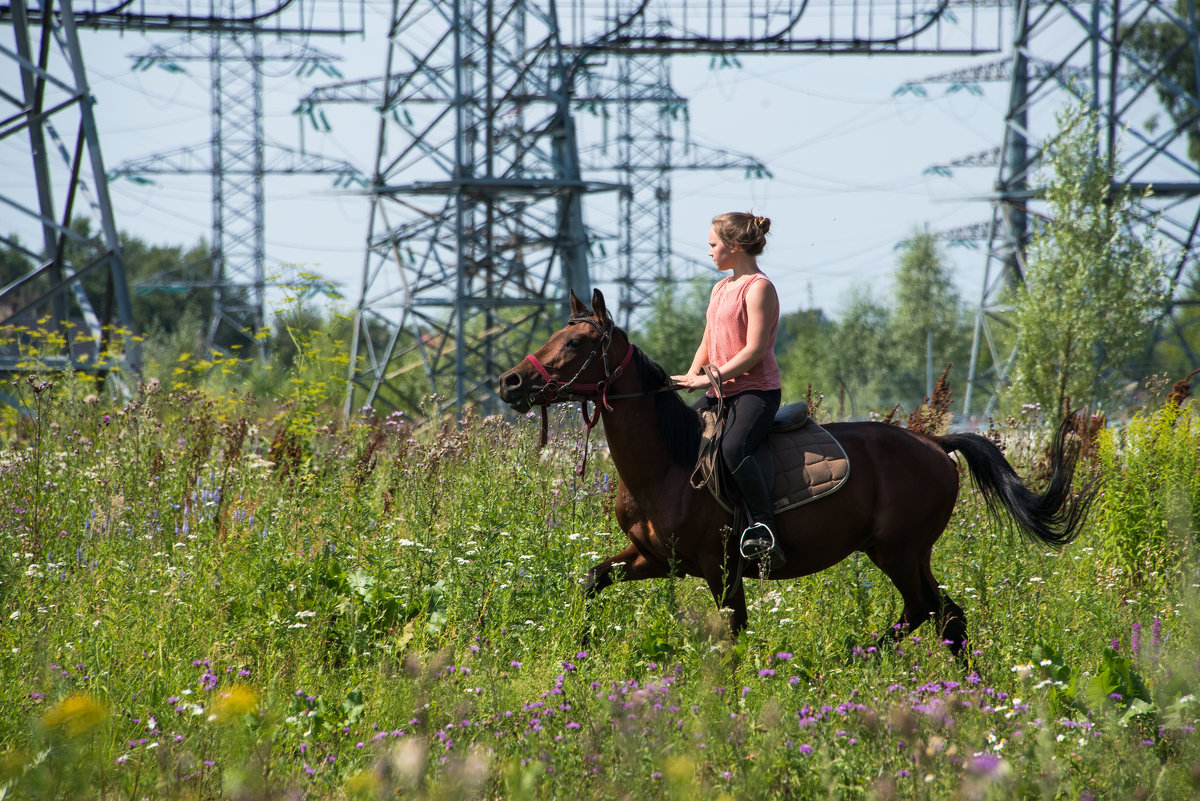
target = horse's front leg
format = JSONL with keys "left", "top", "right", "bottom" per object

{"left": 584, "top": 543, "right": 670, "bottom": 598}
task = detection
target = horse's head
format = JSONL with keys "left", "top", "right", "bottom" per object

{"left": 498, "top": 288, "right": 629, "bottom": 413}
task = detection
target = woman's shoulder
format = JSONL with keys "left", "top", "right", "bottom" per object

{"left": 744, "top": 273, "right": 779, "bottom": 310}
{"left": 745, "top": 272, "right": 778, "bottom": 295}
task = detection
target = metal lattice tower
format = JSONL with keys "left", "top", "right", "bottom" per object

{"left": 956, "top": 1, "right": 1200, "bottom": 416}
{"left": 574, "top": 36, "right": 770, "bottom": 330}
{"left": 0, "top": 0, "right": 137, "bottom": 401}
{"left": 331, "top": 0, "right": 1001, "bottom": 416}
{"left": 2, "top": 0, "right": 363, "bottom": 392}
{"left": 111, "top": 36, "right": 362, "bottom": 349}
{"left": 328, "top": 0, "right": 616, "bottom": 415}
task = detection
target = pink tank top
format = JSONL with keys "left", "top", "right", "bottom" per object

{"left": 705, "top": 273, "right": 781, "bottom": 397}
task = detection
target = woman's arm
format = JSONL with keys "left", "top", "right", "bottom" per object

{"left": 671, "top": 327, "right": 711, "bottom": 391}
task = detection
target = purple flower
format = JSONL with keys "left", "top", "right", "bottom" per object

{"left": 1131, "top": 622, "right": 1142, "bottom": 657}
{"left": 798, "top": 743, "right": 814, "bottom": 754}
{"left": 759, "top": 669, "right": 775, "bottom": 678}
{"left": 774, "top": 652, "right": 793, "bottom": 661}
{"left": 510, "top": 661, "right": 522, "bottom": 669}
{"left": 969, "top": 754, "right": 1002, "bottom": 776}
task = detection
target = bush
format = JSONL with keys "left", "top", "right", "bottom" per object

{"left": 1095, "top": 399, "right": 1200, "bottom": 589}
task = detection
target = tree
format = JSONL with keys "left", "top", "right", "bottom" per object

{"left": 890, "top": 230, "right": 970, "bottom": 406}
{"left": 636, "top": 277, "right": 709, "bottom": 375}
{"left": 827, "top": 287, "right": 894, "bottom": 418}
{"left": 1124, "top": 3, "right": 1200, "bottom": 166}
{"left": 1004, "top": 102, "right": 1170, "bottom": 417}
{"left": 776, "top": 305, "right": 836, "bottom": 408}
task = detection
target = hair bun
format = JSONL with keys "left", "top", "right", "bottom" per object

{"left": 755, "top": 215, "right": 771, "bottom": 233}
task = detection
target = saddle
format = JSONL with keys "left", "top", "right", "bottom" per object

{"left": 690, "top": 377, "right": 850, "bottom": 516}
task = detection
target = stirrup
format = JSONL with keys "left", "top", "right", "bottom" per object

{"left": 739, "top": 522, "right": 777, "bottom": 560}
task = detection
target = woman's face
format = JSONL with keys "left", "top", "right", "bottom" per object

{"left": 708, "top": 225, "right": 736, "bottom": 271}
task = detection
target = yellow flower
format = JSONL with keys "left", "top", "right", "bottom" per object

{"left": 42, "top": 693, "right": 107, "bottom": 736}
{"left": 211, "top": 684, "right": 258, "bottom": 722}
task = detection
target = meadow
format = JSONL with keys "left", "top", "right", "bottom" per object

{"left": 1, "top": 366, "right": 1199, "bottom": 800}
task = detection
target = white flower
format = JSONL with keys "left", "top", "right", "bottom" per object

{"left": 295, "top": 610, "right": 316, "bottom": 618}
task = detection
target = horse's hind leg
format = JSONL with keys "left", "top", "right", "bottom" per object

{"left": 928, "top": 563, "right": 969, "bottom": 659}
{"left": 868, "top": 546, "right": 969, "bottom": 659}
{"left": 866, "top": 546, "right": 944, "bottom": 643}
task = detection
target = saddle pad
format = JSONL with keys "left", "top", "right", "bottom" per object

{"left": 767, "top": 422, "right": 850, "bottom": 513}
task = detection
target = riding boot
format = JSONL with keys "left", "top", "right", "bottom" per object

{"left": 729, "top": 456, "right": 786, "bottom": 571}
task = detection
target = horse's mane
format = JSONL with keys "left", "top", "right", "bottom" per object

{"left": 630, "top": 345, "right": 702, "bottom": 468}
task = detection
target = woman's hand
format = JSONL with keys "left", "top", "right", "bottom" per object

{"left": 670, "top": 370, "right": 711, "bottom": 392}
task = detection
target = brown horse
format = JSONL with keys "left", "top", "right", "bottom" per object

{"left": 497, "top": 290, "right": 1092, "bottom": 655}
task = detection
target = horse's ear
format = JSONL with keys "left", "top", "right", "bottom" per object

{"left": 568, "top": 289, "right": 588, "bottom": 317}
{"left": 591, "top": 289, "right": 610, "bottom": 323}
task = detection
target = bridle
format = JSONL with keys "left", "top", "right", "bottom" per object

{"left": 521, "top": 313, "right": 636, "bottom": 474}
{"left": 523, "top": 313, "right": 634, "bottom": 412}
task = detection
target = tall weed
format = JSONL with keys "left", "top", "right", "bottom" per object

{"left": 1096, "top": 400, "right": 1200, "bottom": 590}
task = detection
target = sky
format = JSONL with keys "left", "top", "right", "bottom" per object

{"left": 3, "top": 3, "right": 1018, "bottom": 321}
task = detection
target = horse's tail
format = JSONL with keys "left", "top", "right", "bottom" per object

{"left": 936, "top": 416, "right": 1095, "bottom": 548}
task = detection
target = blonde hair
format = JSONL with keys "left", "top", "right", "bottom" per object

{"left": 712, "top": 212, "right": 771, "bottom": 256}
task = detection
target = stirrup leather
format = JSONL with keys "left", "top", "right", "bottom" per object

{"left": 739, "top": 521, "right": 777, "bottom": 560}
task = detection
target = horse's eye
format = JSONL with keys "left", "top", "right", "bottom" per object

{"left": 566, "top": 338, "right": 582, "bottom": 349}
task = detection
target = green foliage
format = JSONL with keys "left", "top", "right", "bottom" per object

{"left": 1095, "top": 399, "right": 1200, "bottom": 590}
{"left": 1005, "top": 101, "right": 1170, "bottom": 417}
{"left": 774, "top": 237, "right": 971, "bottom": 420}
{"left": 2, "top": 371, "right": 1200, "bottom": 799}
{"left": 890, "top": 231, "right": 971, "bottom": 405}
{"left": 1125, "top": 2, "right": 1200, "bottom": 166}
{"left": 635, "top": 277, "right": 709, "bottom": 375}
{"left": 777, "top": 306, "right": 836, "bottom": 411}
{"left": 824, "top": 287, "right": 894, "bottom": 417}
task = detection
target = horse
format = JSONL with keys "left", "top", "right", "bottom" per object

{"left": 497, "top": 289, "right": 1093, "bottom": 655}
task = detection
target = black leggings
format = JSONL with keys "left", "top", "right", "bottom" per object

{"left": 698, "top": 389, "right": 781, "bottom": 471}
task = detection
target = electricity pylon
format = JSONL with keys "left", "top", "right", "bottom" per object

{"left": 933, "top": 1, "right": 1200, "bottom": 416}
{"left": 111, "top": 37, "right": 362, "bottom": 351}
{"left": 2, "top": 0, "right": 364, "bottom": 398}
{"left": 0, "top": 0, "right": 136, "bottom": 405}
{"left": 327, "top": 0, "right": 1001, "bottom": 416}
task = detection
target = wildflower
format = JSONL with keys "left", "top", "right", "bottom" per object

{"left": 42, "top": 693, "right": 107, "bottom": 736}
{"left": 798, "top": 743, "right": 813, "bottom": 754}
{"left": 211, "top": 685, "right": 258, "bottom": 722}
{"left": 759, "top": 669, "right": 775, "bottom": 678}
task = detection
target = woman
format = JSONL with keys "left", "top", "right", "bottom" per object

{"left": 671, "top": 212, "right": 784, "bottom": 569}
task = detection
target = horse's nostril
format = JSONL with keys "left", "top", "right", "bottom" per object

{"left": 502, "top": 371, "right": 523, "bottom": 389}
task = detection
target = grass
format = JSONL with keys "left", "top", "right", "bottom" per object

{"left": 1, "top": 371, "right": 1199, "bottom": 800}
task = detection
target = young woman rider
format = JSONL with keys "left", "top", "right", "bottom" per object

{"left": 671, "top": 212, "right": 784, "bottom": 569}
